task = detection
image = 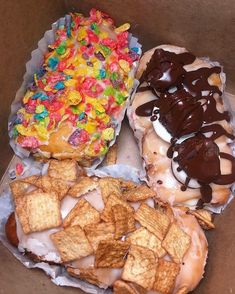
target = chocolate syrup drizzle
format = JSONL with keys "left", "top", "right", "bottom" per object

{"left": 135, "top": 48, "right": 235, "bottom": 205}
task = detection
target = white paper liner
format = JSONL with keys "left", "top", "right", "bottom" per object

{"left": 8, "top": 15, "right": 142, "bottom": 169}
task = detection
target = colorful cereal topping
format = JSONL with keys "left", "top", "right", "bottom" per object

{"left": 12, "top": 9, "right": 140, "bottom": 158}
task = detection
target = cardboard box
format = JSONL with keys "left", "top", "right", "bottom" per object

{"left": 0, "top": 0, "right": 235, "bottom": 293}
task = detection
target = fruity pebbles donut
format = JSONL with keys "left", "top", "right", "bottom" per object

{"left": 9, "top": 9, "right": 140, "bottom": 166}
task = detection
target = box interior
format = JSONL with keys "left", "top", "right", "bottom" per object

{"left": 1, "top": 1, "right": 235, "bottom": 293}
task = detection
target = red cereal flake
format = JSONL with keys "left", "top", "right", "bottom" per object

{"left": 37, "top": 80, "right": 45, "bottom": 89}
{"left": 80, "top": 129, "right": 90, "bottom": 143}
{"left": 58, "top": 61, "right": 67, "bottom": 71}
{"left": 16, "top": 163, "right": 24, "bottom": 176}
{"left": 117, "top": 32, "right": 128, "bottom": 49}
{"left": 68, "top": 113, "right": 77, "bottom": 125}
{"left": 49, "top": 112, "right": 62, "bottom": 122}
{"left": 41, "top": 100, "right": 50, "bottom": 109}
{"left": 117, "top": 51, "right": 133, "bottom": 64}
{"left": 83, "top": 77, "right": 96, "bottom": 89}
{"left": 85, "top": 103, "right": 93, "bottom": 112}
{"left": 67, "top": 63, "right": 75, "bottom": 70}
{"left": 86, "top": 46, "right": 95, "bottom": 56}
{"left": 20, "top": 136, "right": 40, "bottom": 149}
{"left": 87, "top": 30, "right": 99, "bottom": 43}
{"left": 49, "top": 101, "right": 63, "bottom": 112}
{"left": 101, "top": 38, "right": 116, "bottom": 49}
{"left": 109, "top": 62, "right": 119, "bottom": 72}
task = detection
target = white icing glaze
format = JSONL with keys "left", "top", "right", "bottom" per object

{"left": 71, "top": 256, "right": 122, "bottom": 287}
{"left": 61, "top": 196, "right": 79, "bottom": 219}
{"left": 16, "top": 215, "right": 61, "bottom": 263}
{"left": 145, "top": 197, "right": 155, "bottom": 208}
{"left": 84, "top": 189, "right": 104, "bottom": 212}
{"left": 129, "top": 201, "right": 140, "bottom": 211}
{"left": 129, "top": 197, "right": 155, "bottom": 211}
{"left": 71, "top": 255, "right": 95, "bottom": 269}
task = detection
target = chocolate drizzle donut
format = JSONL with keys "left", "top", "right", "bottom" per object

{"left": 135, "top": 48, "right": 235, "bottom": 205}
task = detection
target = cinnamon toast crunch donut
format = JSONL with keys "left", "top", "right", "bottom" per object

{"left": 6, "top": 167, "right": 208, "bottom": 293}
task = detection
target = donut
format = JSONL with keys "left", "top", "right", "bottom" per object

{"left": 8, "top": 171, "right": 208, "bottom": 293}
{"left": 127, "top": 45, "right": 235, "bottom": 207}
{"left": 9, "top": 9, "right": 140, "bottom": 166}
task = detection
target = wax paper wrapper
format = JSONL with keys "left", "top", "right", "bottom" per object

{"left": 8, "top": 14, "right": 142, "bottom": 169}
{"left": 0, "top": 156, "right": 141, "bottom": 294}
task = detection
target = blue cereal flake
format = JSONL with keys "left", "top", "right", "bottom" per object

{"left": 65, "top": 75, "right": 72, "bottom": 80}
{"left": 32, "top": 92, "right": 42, "bottom": 99}
{"left": 40, "top": 93, "right": 49, "bottom": 101}
{"left": 54, "top": 81, "right": 65, "bottom": 90}
{"left": 99, "top": 69, "right": 106, "bottom": 79}
{"left": 32, "top": 92, "right": 48, "bottom": 100}
{"left": 48, "top": 56, "right": 59, "bottom": 70}
{"left": 34, "top": 109, "right": 48, "bottom": 120}
{"left": 79, "top": 112, "right": 85, "bottom": 120}
{"left": 131, "top": 47, "right": 139, "bottom": 53}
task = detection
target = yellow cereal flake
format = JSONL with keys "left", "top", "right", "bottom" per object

{"left": 95, "top": 103, "right": 105, "bottom": 113}
{"left": 99, "top": 31, "right": 109, "bottom": 39}
{"left": 119, "top": 59, "right": 130, "bottom": 73}
{"left": 126, "top": 77, "right": 134, "bottom": 89}
{"left": 99, "top": 113, "right": 110, "bottom": 124}
{"left": 67, "top": 90, "right": 82, "bottom": 105}
{"left": 76, "top": 67, "right": 88, "bottom": 76}
{"left": 23, "top": 91, "right": 34, "bottom": 104}
{"left": 34, "top": 125, "right": 49, "bottom": 141}
{"left": 101, "top": 128, "right": 114, "bottom": 141}
{"left": 84, "top": 121, "right": 97, "bottom": 134}
{"left": 99, "top": 98, "right": 107, "bottom": 105}
{"left": 77, "top": 27, "right": 87, "bottom": 41}
{"left": 115, "top": 23, "right": 130, "bottom": 33}
{"left": 77, "top": 102, "right": 85, "bottom": 112}
{"left": 44, "top": 85, "right": 53, "bottom": 92}
{"left": 15, "top": 125, "right": 32, "bottom": 137}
